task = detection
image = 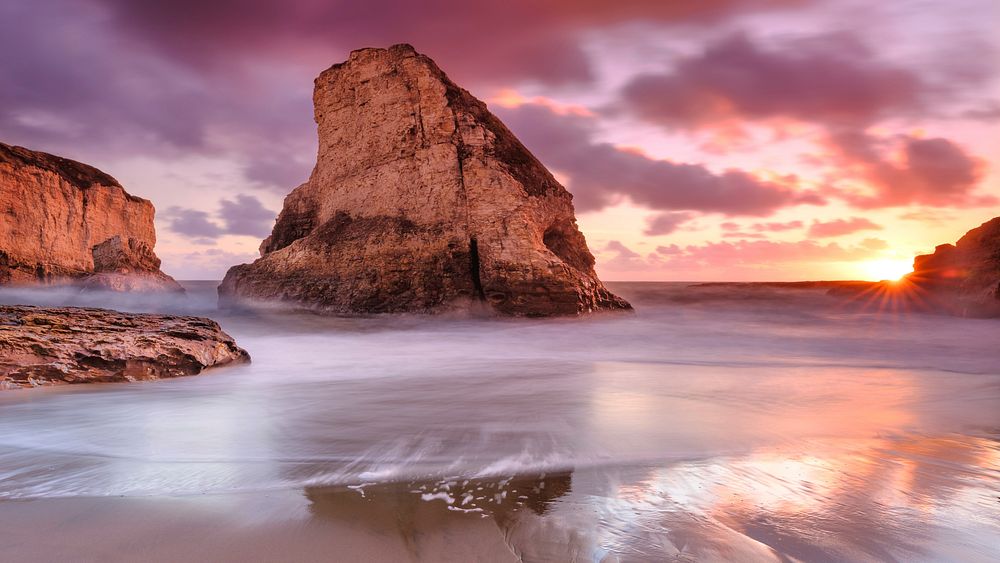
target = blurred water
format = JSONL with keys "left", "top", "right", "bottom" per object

{"left": 0, "top": 282, "right": 997, "bottom": 561}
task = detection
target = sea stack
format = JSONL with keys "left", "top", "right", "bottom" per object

{"left": 905, "top": 216, "right": 1000, "bottom": 317}
{"left": 0, "top": 142, "right": 182, "bottom": 292}
{"left": 220, "top": 44, "right": 630, "bottom": 316}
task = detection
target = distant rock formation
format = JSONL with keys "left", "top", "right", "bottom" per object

{"left": 826, "top": 217, "right": 1000, "bottom": 317}
{"left": 0, "top": 305, "right": 249, "bottom": 389}
{"left": 220, "top": 44, "right": 630, "bottom": 316}
{"left": 904, "top": 216, "right": 1000, "bottom": 317}
{"left": 0, "top": 142, "right": 182, "bottom": 292}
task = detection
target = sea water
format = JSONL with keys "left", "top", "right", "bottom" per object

{"left": 0, "top": 282, "right": 997, "bottom": 561}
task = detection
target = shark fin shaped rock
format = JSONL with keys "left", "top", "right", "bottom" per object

{"left": 219, "top": 44, "right": 630, "bottom": 316}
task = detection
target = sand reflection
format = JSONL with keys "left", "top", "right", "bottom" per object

{"left": 567, "top": 433, "right": 1000, "bottom": 561}
{"left": 305, "top": 471, "right": 577, "bottom": 561}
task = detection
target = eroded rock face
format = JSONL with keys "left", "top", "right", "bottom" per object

{"left": 220, "top": 44, "right": 630, "bottom": 316}
{"left": 0, "top": 305, "right": 250, "bottom": 389}
{"left": 904, "top": 217, "right": 1000, "bottom": 317}
{"left": 0, "top": 142, "right": 182, "bottom": 292}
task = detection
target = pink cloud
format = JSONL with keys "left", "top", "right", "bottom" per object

{"left": 825, "top": 131, "right": 993, "bottom": 208}
{"left": 752, "top": 220, "right": 803, "bottom": 232}
{"left": 497, "top": 103, "right": 825, "bottom": 215}
{"left": 602, "top": 238, "right": 878, "bottom": 268}
{"left": 807, "top": 217, "right": 881, "bottom": 238}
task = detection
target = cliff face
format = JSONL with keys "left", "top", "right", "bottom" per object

{"left": 220, "top": 44, "right": 630, "bottom": 316}
{"left": 0, "top": 142, "right": 182, "bottom": 291}
{"left": 905, "top": 217, "right": 1000, "bottom": 316}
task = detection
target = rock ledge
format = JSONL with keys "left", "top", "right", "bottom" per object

{"left": 0, "top": 305, "right": 250, "bottom": 389}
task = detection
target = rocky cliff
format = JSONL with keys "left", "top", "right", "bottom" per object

{"left": 904, "top": 216, "right": 1000, "bottom": 317}
{"left": 0, "top": 305, "right": 249, "bottom": 389}
{"left": 0, "top": 142, "right": 182, "bottom": 291}
{"left": 220, "top": 44, "right": 630, "bottom": 316}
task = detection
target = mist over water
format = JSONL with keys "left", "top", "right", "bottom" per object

{"left": 1, "top": 282, "right": 998, "bottom": 561}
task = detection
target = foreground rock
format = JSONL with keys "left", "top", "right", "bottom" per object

{"left": 828, "top": 217, "right": 1000, "bottom": 317}
{"left": 0, "top": 305, "right": 249, "bottom": 389}
{"left": 0, "top": 142, "right": 182, "bottom": 292}
{"left": 220, "top": 44, "right": 630, "bottom": 316}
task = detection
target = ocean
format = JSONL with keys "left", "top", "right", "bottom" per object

{"left": 0, "top": 281, "right": 998, "bottom": 562}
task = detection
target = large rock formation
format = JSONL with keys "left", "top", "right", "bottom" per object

{"left": 0, "top": 142, "right": 182, "bottom": 292}
{"left": 903, "top": 216, "right": 1000, "bottom": 317}
{"left": 220, "top": 44, "right": 630, "bottom": 316}
{"left": 0, "top": 305, "right": 249, "bottom": 389}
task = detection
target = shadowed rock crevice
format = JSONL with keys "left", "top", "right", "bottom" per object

{"left": 220, "top": 44, "right": 630, "bottom": 316}
{"left": 469, "top": 237, "right": 485, "bottom": 301}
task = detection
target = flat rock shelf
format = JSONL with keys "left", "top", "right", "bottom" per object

{"left": 0, "top": 305, "right": 249, "bottom": 389}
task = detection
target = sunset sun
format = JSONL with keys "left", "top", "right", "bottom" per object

{"left": 861, "top": 258, "right": 914, "bottom": 281}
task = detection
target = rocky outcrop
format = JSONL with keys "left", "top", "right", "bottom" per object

{"left": 0, "top": 142, "right": 182, "bottom": 292}
{"left": 219, "top": 44, "right": 630, "bottom": 316}
{"left": 826, "top": 217, "right": 1000, "bottom": 317}
{"left": 903, "top": 217, "right": 1000, "bottom": 317}
{"left": 0, "top": 305, "right": 249, "bottom": 389}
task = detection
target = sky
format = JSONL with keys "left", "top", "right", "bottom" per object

{"left": 2, "top": 0, "right": 998, "bottom": 281}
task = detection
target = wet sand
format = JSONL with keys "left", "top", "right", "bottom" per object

{"left": 2, "top": 433, "right": 997, "bottom": 562}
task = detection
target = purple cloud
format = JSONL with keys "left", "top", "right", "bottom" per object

{"left": 166, "top": 195, "right": 276, "bottom": 239}
{"left": 497, "top": 103, "right": 825, "bottom": 215}
{"left": 218, "top": 195, "right": 278, "bottom": 237}
{"left": 163, "top": 208, "right": 225, "bottom": 239}
{"left": 644, "top": 212, "right": 695, "bottom": 235}
{"left": 619, "top": 32, "right": 924, "bottom": 129}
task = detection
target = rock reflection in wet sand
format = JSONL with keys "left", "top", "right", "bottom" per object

{"left": 305, "top": 471, "right": 578, "bottom": 561}
{"left": 298, "top": 432, "right": 998, "bottom": 562}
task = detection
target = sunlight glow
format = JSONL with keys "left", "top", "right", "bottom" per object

{"left": 861, "top": 258, "right": 914, "bottom": 281}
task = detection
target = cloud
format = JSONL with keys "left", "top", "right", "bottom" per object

{"left": 497, "top": 103, "right": 824, "bottom": 215}
{"left": 163, "top": 208, "right": 224, "bottom": 239}
{"left": 644, "top": 211, "right": 695, "bottom": 235}
{"left": 824, "top": 131, "right": 992, "bottom": 208}
{"left": 859, "top": 237, "right": 888, "bottom": 250}
{"left": 635, "top": 237, "right": 877, "bottom": 264}
{"left": 898, "top": 209, "right": 957, "bottom": 223}
{"left": 88, "top": 0, "right": 801, "bottom": 87}
{"left": 722, "top": 232, "right": 767, "bottom": 238}
{"left": 618, "top": 32, "right": 924, "bottom": 130}
{"left": 218, "top": 195, "right": 278, "bottom": 237}
{"left": 165, "top": 195, "right": 276, "bottom": 239}
{"left": 682, "top": 239, "right": 875, "bottom": 262}
{"left": 807, "top": 217, "right": 881, "bottom": 238}
{"left": 752, "top": 220, "right": 803, "bottom": 232}
{"left": 0, "top": 0, "right": 317, "bottom": 194}
{"left": 602, "top": 239, "right": 647, "bottom": 270}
